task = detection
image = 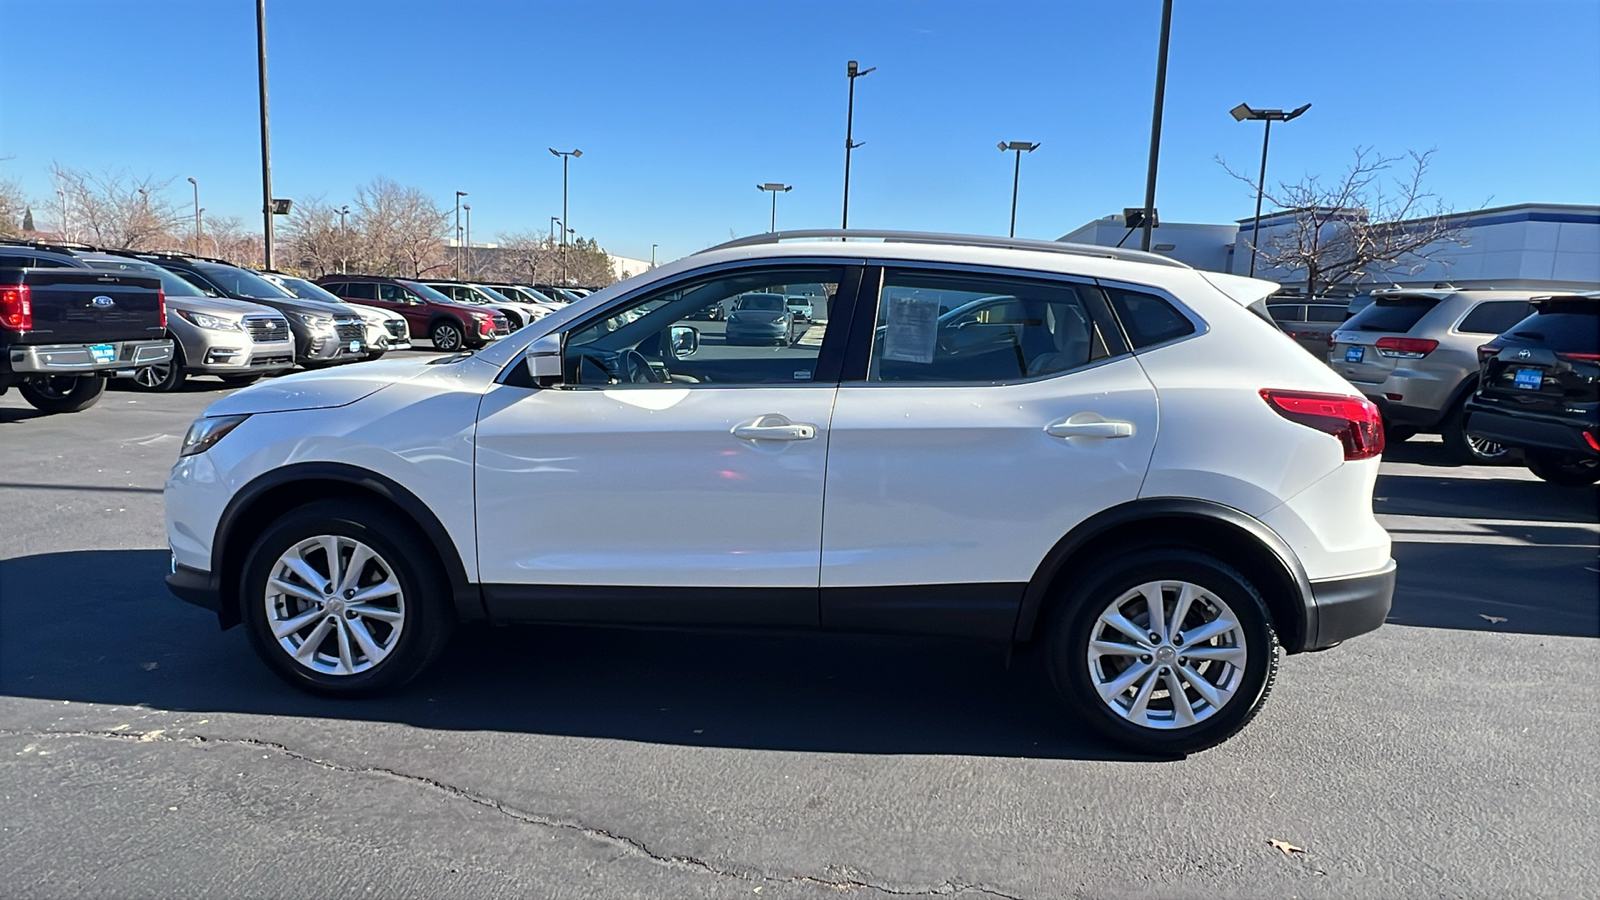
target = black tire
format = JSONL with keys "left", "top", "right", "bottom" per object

{"left": 128, "top": 342, "right": 187, "bottom": 393}
{"left": 220, "top": 374, "right": 263, "bottom": 387}
{"left": 1046, "top": 548, "right": 1280, "bottom": 755}
{"left": 239, "top": 499, "right": 456, "bottom": 697}
{"left": 1443, "top": 397, "right": 1509, "bottom": 464}
{"left": 430, "top": 319, "right": 466, "bottom": 352}
{"left": 1525, "top": 450, "right": 1600, "bottom": 486}
{"left": 17, "top": 375, "right": 107, "bottom": 414}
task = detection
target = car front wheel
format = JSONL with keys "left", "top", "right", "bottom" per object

{"left": 1048, "top": 549, "right": 1279, "bottom": 755}
{"left": 430, "top": 320, "right": 465, "bottom": 352}
{"left": 240, "top": 499, "right": 454, "bottom": 696}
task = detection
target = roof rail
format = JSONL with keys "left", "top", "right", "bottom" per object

{"left": 696, "top": 229, "right": 1192, "bottom": 269}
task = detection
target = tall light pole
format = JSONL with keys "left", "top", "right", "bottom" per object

{"left": 549, "top": 148, "right": 582, "bottom": 249}
{"left": 255, "top": 0, "right": 275, "bottom": 268}
{"left": 1138, "top": 0, "right": 1173, "bottom": 253}
{"left": 1231, "top": 102, "right": 1311, "bottom": 277}
{"left": 463, "top": 204, "right": 472, "bottom": 279}
{"left": 757, "top": 183, "right": 792, "bottom": 233}
{"left": 338, "top": 205, "right": 349, "bottom": 274}
{"left": 842, "top": 59, "right": 875, "bottom": 229}
{"left": 186, "top": 177, "right": 200, "bottom": 255}
{"left": 453, "top": 191, "right": 467, "bottom": 277}
{"left": 997, "top": 142, "right": 1040, "bottom": 238}
{"left": 651, "top": 243, "right": 658, "bottom": 267}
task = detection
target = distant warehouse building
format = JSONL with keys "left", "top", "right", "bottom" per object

{"left": 1060, "top": 202, "right": 1600, "bottom": 297}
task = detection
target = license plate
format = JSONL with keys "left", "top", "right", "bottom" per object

{"left": 1514, "top": 368, "right": 1543, "bottom": 390}
{"left": 89, "top": 343, "right": 116, "bottom": 363}
{"left": 1344, "top": 346, "right": 1364, "bottom": 363}
{"left": 348, "top": 340, "right": 362, "bottom": 352}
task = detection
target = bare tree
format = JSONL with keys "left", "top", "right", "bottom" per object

{"left": 484, "top": 229, "right": 560, "bottom": 283}
{"left": 0, "top": 171, "right": 28, "bottom": 238}
{"left": 48, "top": 164, "right": 184, "bottom": 249}
{"left": 1219, "top": 147, "right": 1469, "bottom": 297}
{"left": 280, "top": 196, "right": 352, "bottom": 276}
{"left": 561, "top": 236, "right": 620, "bottom": 288}
{"left": 349, "top": 177, "right": 449, "bottom": 278}
{"left": 203, "top": 214, "right": 265, "bottom": 267}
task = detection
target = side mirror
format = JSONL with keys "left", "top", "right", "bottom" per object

{"left": 669, "top": 324, "right": 700, "bottom": 359}
{"left": 523, "top": 332, "right": 563, "bottom": 386}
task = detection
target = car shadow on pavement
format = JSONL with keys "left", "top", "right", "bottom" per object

{"left": 0, "top": 549, "right": 1152, "bottom": 762}
{"left": 0, "top": 407, "right": 47, "bottom": 425}
{"left": 1375, "top": 472, "right": 1596, "bottom": 524}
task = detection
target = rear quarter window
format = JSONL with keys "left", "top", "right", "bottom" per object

{"left": 1104, "top": 287, "right": 1196, "bottom": 348}
{"left": 1457, "top": 300, "right": 1535, "bottom": 335}
{"left": 1342, "top": 295, "right": 1441, "bottom": 334}
{"left": 1267, "top": 304, "right": 1304, "bottom": 324}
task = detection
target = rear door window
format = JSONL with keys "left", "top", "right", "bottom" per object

{"left": 1458, "top": 300, "right": 1536, "bottom": 335}
{"left": 1267, "top": 304, "right": 1304, "bottom": 324}
{"left": 344, "top": 282, "right": 379, "bottom": 301}
{"left": 1342, "top": 295, "right": 1441, "bottom": 334}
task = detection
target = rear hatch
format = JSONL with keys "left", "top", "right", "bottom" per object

{"left": 1331, "top": 293, "right": 1442, "bottom": 384}
{"left": 5, "top": 269, "right": 164, "bottom": 345}
{"left": 1477, "top": 297, "right": 1600, "bottom": 415}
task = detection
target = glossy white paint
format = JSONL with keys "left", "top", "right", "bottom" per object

{"left": 820, "top": 356, "right": 1158, "bottom": 587}
{"left": 474, "top": 384, "right": 837, "bottom": 587}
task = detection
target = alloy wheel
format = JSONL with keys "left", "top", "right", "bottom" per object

{"left": 264, "top": 535, "right": 406, "bottom": 676}
{"left": 1085, "top": 580, "right": 1248, "bottom": 729}
{"left": 132, "top": 362, "right": 173, "bottom": 390}
{"left": 1466, "top": 434, "right": 1509, "bottom": 461}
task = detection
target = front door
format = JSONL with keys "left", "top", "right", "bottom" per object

{"left": 819, "top": 265, "right": 1160, "bottom": 639}
{"left": 474, "top": 262, "right": 861, "bottom": 627}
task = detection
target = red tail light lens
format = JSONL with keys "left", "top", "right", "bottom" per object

{"left": 157, "top": 287, "right": 167, "bottom": 329}
{"left": 1585, "top": 432, "right": 1600, "bottom": 452}
{"left": 1556, "top": 351, "right": 1600, "bottom": 363}
{"left": 0, "top": 284, "right": 33, "bottom": 331}
{"left": 1375, "top": 337, "right": 1439, "bottom": 358}
{"left": 1261, "top": 389, "right": 1385, "bottom": 460}
{"left": 1477, "top": 342, "right": 1502, "bottom": 363}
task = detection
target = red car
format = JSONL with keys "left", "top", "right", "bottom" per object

{"left": 317, "top": 275, "right": 508, "bottom": 351}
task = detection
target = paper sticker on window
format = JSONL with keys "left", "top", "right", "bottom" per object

{"left": 882, "top": 295, "right": 940, "bottom": 364}
{"left": 793, "top": 369, "right": 812, "bottom": 381}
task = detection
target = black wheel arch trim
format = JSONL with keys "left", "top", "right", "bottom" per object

{"left": 207, "top": 461, "right": 483, "bottom": 628}
{"left": 1012, "top": 497, "right": 1319, "bottom": 652}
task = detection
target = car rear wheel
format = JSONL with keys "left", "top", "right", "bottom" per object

{"left": 18, "top": 375, "right": 107, "bottom": 414}
{"left": 240, "top": 499, "right": 455, "bottom": 696}
{"left": 1047, "top": 548, "right": 1279, "bottom": 755}
{"left": 430, "top": 320, "right": 465, "bottom": 352}
{"left": 1525, "top": 450, "right": 1600, "bottom": 486}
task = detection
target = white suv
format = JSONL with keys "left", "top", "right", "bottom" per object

{"left": 165, "top": 231, "right": 1394, "bottom": 754}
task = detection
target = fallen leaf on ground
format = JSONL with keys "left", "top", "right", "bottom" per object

{"left": 1479, "top": 615, "right": 1509, "bottom": 624}
{"left": 1267, "top": 839, "right": 1305, "bottom": 855}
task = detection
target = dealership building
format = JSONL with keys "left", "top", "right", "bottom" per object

{"left": 1060, "top": 202, "right": 1600, "bottom": 296}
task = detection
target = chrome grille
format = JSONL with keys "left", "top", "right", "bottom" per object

{"left": 244, "top": 315, "right": 290, "bottom": 344}
{"left": 334, "top": 319, "right": 364, "bottom": 343}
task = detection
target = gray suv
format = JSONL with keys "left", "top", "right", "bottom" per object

{"left": 1331, "top": 289, "right": 1537, "bottom": 462}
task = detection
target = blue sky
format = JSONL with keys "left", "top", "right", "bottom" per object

{"left": 2, "top": 0, "right": 1597, "bottom": 263}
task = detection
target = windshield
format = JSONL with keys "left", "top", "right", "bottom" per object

{"left": 473, "top": 285, "right": 517, "bottom": 304}
{"left": 398, "top": 279, "right": 459, "bottom": 305}
{"left": 84, "top": 259, "right": 204, "bottom": 296}
{"left": 275, "top": 275, "right": 346, "bottom": 304}
{"left": 194, "top": 262, "right": 295, "bottom": 300}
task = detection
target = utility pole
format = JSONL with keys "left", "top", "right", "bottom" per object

{"left": 842, "top": 60, "right": 875, "bottom": 229}
{"left": 338, "top": 205, "right": 349, "bottom": 274}
{"left": 187, "top": 177, "right": 200, "bottom": 255}
{"left": 453, "top": 191, "right": 467, "bottom": 278}
{"left": 651, "top": 243, "right": 657, "bottom": 267}
{"left": 758, "top": 183, "right": 792, "bottom": 233}
{"left": 1230, "top": 102, "right": 1311, "bottom": 276}
{"left": 463, "top": 204, "right": 472, "bottom": 279}
{"left": 255, "top": 0, "right": 275, "bottom": 268}
{"left": 1139, "top": 0, "right": 1173, "bottom": 253}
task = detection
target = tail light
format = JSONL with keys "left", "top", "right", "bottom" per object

{"left": 157, "top": 287, "right": 167, "bottom": 329}
{"left": 1556, "top": 351, "right": 1600, "bottom": 363}
{"left": 1261, "top": 389, "right": 1385, "bottom": 460}
{"left": 1585, "top": 432, "right": 1600, "bottom": 452}
{"left": 1375, "top": 337, "right": 1439, "bottom": 358}
{"left": 1477, "top": 342, "right": 1502, "bottom": 363}
{"left": 0, "top": 284, "right": 32, "bottom": 331}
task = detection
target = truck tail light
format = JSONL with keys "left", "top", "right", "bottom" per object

{"left": 1375, "top": 337, "right": 1438, "bottom": 358}
{"left": 0, "top": 284, "right": 32, "bottom": 331}
{"left": 1261, "top": 389, "right": 1385, "bottom": 461}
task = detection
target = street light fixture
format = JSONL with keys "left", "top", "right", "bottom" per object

{"left": 1230, "top": 102, "right": 1312, "bottom": 277}
{"left": 186, "top": 177, "right": 201, "bottom": 255}
{"left": 997, "top": 141, "right": 1040, "bottom": 238}
{"left": 757, "top": 183, "right": 793, "bottom": 233}
{"left": 549, "top": 148, "right": 582, "bottom": 251}
{"left": 841, "top": 59, "right": 875, "bottom": 229}
{"left": 651, "top": 243, "right": 658, "bottom": 267}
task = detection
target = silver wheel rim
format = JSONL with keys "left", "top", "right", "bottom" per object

{"left": 435, "top": 326, "right": 461, "bottom": 350}
{"left": 1086, "top": 580, "right": 1248, "bottom": 730}
{"left": 1466, "top": 434, "right": 1508, "bottom": 459}
{"left": 133, "top": 363, "right": 171, "bottom": 388}
{"left": 265, "top": 535, "right": 405, "bottom": 676}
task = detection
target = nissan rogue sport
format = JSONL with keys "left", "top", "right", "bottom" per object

{"left": 165, "top": 230, "right": 1395, "bottom": 754}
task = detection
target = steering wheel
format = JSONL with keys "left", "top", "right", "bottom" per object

{"left": 621, "top": 349, "right": 662, "bottom": 384}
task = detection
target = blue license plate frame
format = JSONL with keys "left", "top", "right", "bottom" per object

{"left": 1513, "top": 368, "right": 1543, "bottom": 390}
{"left": 1344, "top": 346, "right": 1364, "bottom": 363}
{"left": 89, "top": 343, "right": 116, "bottom": 364}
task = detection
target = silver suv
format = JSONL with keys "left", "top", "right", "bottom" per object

{"left": 1331, "top": 289, "right": 1537, "bottom": 462}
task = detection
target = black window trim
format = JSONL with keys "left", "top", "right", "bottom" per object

{"left": 1094, "top": 277, "right": 1210, "bottom": 354}
{"left": 496, "top": 258, "right": 868, "bottom": 390}
{"left": 835, "top": 259, "right": 1138, "bottom": 386}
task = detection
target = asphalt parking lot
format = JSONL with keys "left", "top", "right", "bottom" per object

{"left": 1, "top": 376, "right": 1595, "bottom": 899}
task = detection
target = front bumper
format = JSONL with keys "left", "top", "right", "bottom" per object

{"left": 6, "top": 339, "right": 173, "bottom": 374}
{"left": 1306, "top": 560, "right": 1396, "bottom": 650}
{"left": 1465, "top": 405, "right": 1599, "bottom": 456}
{"left": 167, "top": 561, "right": 223, "bottom": 615}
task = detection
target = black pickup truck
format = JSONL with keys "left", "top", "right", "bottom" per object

{"left": 1, "top": 265, "right": 173, "bottom": 413}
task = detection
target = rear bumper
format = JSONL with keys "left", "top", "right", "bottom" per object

{"left": 1306, "top": 560, "right": 1395, "bottom": 649}
{"left": 6, "top": 339, "right": 172, "bottom": 374}
{"left": 1369, "top": 395, "right": 1446, "bottom": 429}
{"left": 1465, "top": 405, "right": 1598, "bottom": 456}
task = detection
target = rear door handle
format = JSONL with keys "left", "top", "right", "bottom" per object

{"left": 1045, "top": 418, "right": 1135, "bottom": 439}
{"left": 732, "top": 415, "right": 816, "bottom": 441}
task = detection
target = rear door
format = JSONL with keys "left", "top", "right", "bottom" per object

{"left": 11, "top": 270, "right": 164, "bottom": 345}
{"left": 818, "top": 265, "right": 1158, "bottom": 639}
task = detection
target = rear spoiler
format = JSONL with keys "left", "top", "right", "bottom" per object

{"left": 1198, "top": 271, "right": 1282, "bottom": 326}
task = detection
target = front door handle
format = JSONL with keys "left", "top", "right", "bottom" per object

{"left": 732, "top": 414, "right": 817, "bottom": 442}
{"left": 1045, "top": 417, "right": 1135, "bottom": 439}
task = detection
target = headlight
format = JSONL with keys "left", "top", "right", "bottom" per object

{"left": 176, "top": 310, "right": 243, "bottom": 331}
{"left": 179, "top": 414, "right": 250, "bottom": 458}
{"left": 295, "top": 313, "right": 334, "bottom": 328}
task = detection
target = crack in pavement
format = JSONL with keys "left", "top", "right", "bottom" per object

{"left": 3, "top": 726, "right": 1029, "bottom": 899}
